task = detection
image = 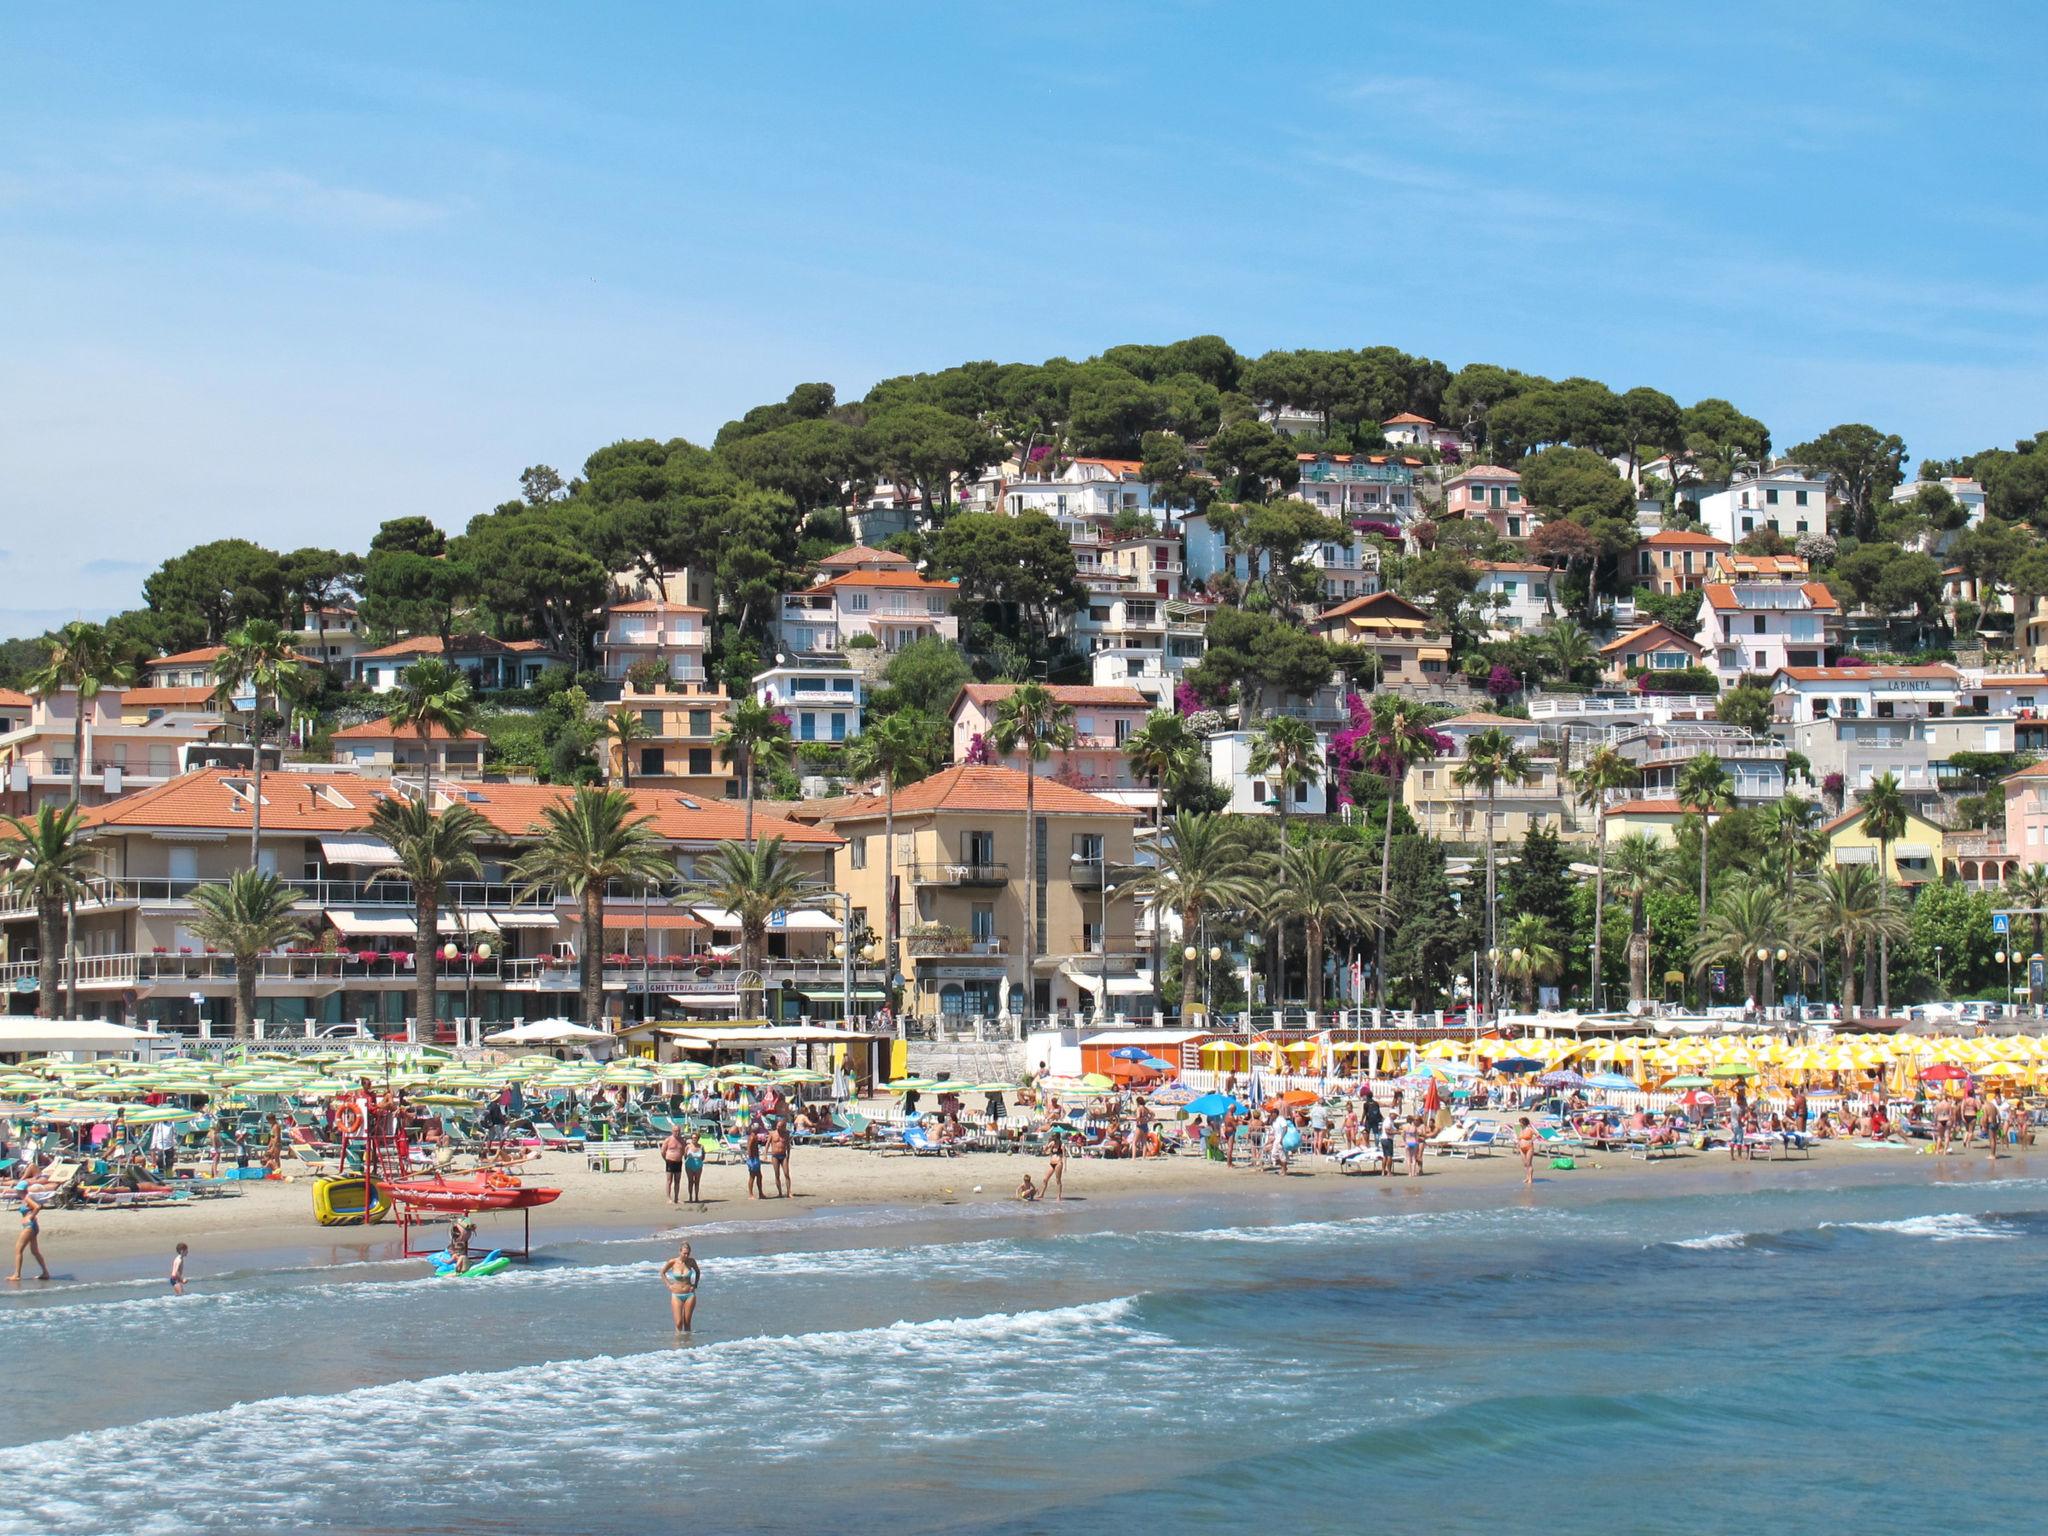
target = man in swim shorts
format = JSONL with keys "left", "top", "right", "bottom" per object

{"left": 767, "top": 1120, "right": 792, "bottom": 1198}
{"left": 661, "top": 1242, "right": 701, "bottom": 1334}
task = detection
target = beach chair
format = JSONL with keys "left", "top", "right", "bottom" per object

{"left": 533, "top": 1122, "right": 585, "bottom": 1150}
{"left": 1445, "top": 1126, "right": 1497, "bottom": 1158}
{"left": 288, "top": 1144, "right": 332, "bottom": 1175}
{"left": 897, "top": 1125, "right": 949, "bottom": 1157}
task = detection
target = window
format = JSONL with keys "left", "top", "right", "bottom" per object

{"left": 831, "top": 713, "right": 846, "bottom": 742}
{"left": 850, "top": 837, "right": 867, "bottom": 870}
{"left": 1071, "top": 833, "right": 1103, "bottom": 867}
{"left": 1796, "top": 490, "right": 1810, "bottom": 506}
{"left": 1506, "top": 487, "right": 1521, "bottom": 504}
{"left": 638, "top": 747, "right": 663, "bottom": 777}
{"left": 1295, "top": 781, "right": 1311, "bottom": 805}
{"left": 688, "top": 710, "right": 711, "bottom": 736}
{"left": 799, "top": 712, "right": 816, "bottom": 742}
{"left": 1766, "top": 488, "right": 1780, "bottom": 505}
{"left": 1252, "top": 778, "right": 1269, "bottom": 804}
{"left": 1741, "top": 516, "right": 1755, "bottom": 533}
{"left": 1532, "top": 584, "right": 1548, "bottom": 601}
{"left": 964, "top": 830, "right": 996, "bottom": 866}
{"left": 1796, "top": 520, "right": 1809, "bottom": 534}
{"left": 1653, "top": 651, "right": 1687, "bottom": 670}
{"left": 688, "top": 747, "right": 712, "bottom": 775}
{"left": 1506, "top": 517, "right": 1522, "bottom": 538}
{"left": 1753, "top": 615, "right": 1768, "bottom": 634}
{"left": 970, "top": 904, "right": 995, "bottom": 943}
{"left": 848, "top": 592, "right": 869, "bottom": 612}
{"left": 1113, "top": 716, "right": 1131, "bottom": 744}
{"left": 927, "top": 595, "right": 945, "bottom": 615}
{"left": 1740, "top": 492, "right": 1752, "bottom": 508}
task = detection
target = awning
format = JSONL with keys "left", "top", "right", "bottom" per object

{"left": 793, "top": 985, "right": 889, "bottom": 1001}
{"left": 1895, "top": 843, "right": 1933, "bottom": 860}
{"left": 492, "top": 911, "right": 561, "bottom": 929}
{"left": 667, "top": 992, "right": 741, "bottom": 1010}
{"left": 327, "top": 909, "right": 496, "bottom": 937}
{"left": 484, "top": 1020, "right": 612, "bottom": 1044}
{"left": 663, "top": 1024, "right": 868, "bottom": 1043}
{"left": 689, "top": 907, "right": 838, "bottom": 931}
{"left": 1418, "top": 646, "right": 1450, "bottom": 660}
{"left": 603, "top": 911, "right": 707, "bottom": 931}
{"left": 318, "top": 835, "right": 398, "bottom": 868}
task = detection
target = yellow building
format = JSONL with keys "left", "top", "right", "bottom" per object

{"left": 1601, "top": 797, "right": 1690, "bottom": 847}
{"left": 828, "top": 765, "right": 1141, "bottom": 1025}
{"left": 1403, "top": 749, "right": 1584, "bottom": 846}
{"left": 611, "top": 690, "right": 736, "bottom": 801}
{"left": 1820, "top": 804, "right": 1945, "bottom": 887}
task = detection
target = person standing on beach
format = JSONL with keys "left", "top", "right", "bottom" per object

{"left": 1045, "top": 1133, "right": 1067, "bottom": 1201}
{"left": 768, "top": 1119, "right": 792, "bottom": 1198}
{"left": 742, "top": 1121, "right": 767, "bottom": 1200}
{"left": 150, "top": 1117, "right": 177, "bottom": 1176}
{"left": 9, "top": 1191, "right": 49, "bottom": 1282}
{"left": 661, "top": 1243, "right": 701, "bottom": 1335}
{"left": 660, "top": 1127, "right": 688, "bottom": 1205}
{"left": 1516, "top": 1118, "right": 1536, "bottom": 1188}
{"left": 683, "top": 1135, "right": 705, "bottom": 1202}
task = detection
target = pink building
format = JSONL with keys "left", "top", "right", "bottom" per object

{"left": 1442, "top": 466, "right": 1535, "bottom": 540}
{"left": 778, "top": 570, "right": 960, "bottom": 656}
{"left": 0, "top": 686, "right": 229, "bottom": 815}
{"left": 596, "top": 599, "right": 711, "bottom": 691}
{"left": 948, "top": 684, "right": 1153, "bottom": 793}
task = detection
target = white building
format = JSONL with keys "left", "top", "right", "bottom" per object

{"left": 1690, "top": 467, "right": 1830, "bottom": 547}
{"left": 1767, "top": 664, "right": 1964, "bottom": 724}
{"left": 1891, "top": 475, "right": 1987, "bottom": 526}
{"left": 1205, "top": 729, "right": 1331, "bottom": 817}
{"left": 1696, "top": 580, "right": 1838, "bottom": 685}
{"left": 1002, "top": 457, "right": 1159, "bottom": 523}
{"left": 754, "top": 658, "right": 866, "bottom": 745}
{"left": 1473, "top": 560, "right": 1554, "bottom": 634}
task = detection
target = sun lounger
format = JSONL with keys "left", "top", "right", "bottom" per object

{"left": 533, "top": 1122, "right": 586, "bottom": 1150}
{"left": 897, "top": 1125, "right": 950, "bottom": 1157}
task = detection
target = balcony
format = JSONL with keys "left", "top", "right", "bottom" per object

{"left": 0, "top": 876, "right": 564, "bottom": 921}
{"left": 911, "top": 862, "right": 1009, "bottom": 888}
{"left": 907, "top": 927, "right": 1008, "bottom": 958}
{"left": 1946, "top": 833, "right": 2011, "bottom": 860}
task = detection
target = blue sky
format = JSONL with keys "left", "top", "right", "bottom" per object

{"left": 3, "top": 0, "right": 2044, "bottom": 634}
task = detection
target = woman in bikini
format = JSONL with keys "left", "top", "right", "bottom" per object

{"left": 661, "top": 1242, "right": 701, "bottom": 1334}
{"left": 10, "top": 1191, "right": 49, "bottom": 1282}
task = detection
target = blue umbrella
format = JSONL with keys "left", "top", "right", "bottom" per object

{"left": 1493, "top": 1057, "right": 1544, "bottom": 1074}
{"left": 1139, "top": 1055, "right": 1174, "bottom": 1070}
{"left": 1585, "top": 1071, "right": 1640, "bottom": 1091}
{"left": 1109, "top": 1047, "right": 1152, "bottom": 1061}
{"left": 1182, "top": 1093, "right": 1246, "bottom": 1118}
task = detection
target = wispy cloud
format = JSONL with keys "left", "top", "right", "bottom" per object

{"left": 79, "top": 557, "right": 148, "bottom": 576}
{"left": 0, "top": 155, "right": 455, "bottom": 232}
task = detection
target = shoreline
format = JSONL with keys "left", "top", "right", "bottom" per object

{"left": 9, "top": 1134, "right": 2039, "bottom": 1288}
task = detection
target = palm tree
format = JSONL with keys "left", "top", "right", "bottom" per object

{"left": 715, "top": 696, "right": 795, "bottom": 845}
{"left": 1571, "top": 743, "right": 1638, "bottom": 1011}
{"left": 1276, "top": 839, "right": 1387, "bottom": 1011}
{"left": 1675, "top": 753, "right": 1736, "bottom": 943}
{"left": 847, "top": 710, "right": 946, "bottom": 998}
{"left": 211, "top": 619, "right": 310, "bottom": 869}
{"left": 509, "top": 788, "right": 674, "bottom": 1030}
{"left": 684, "top": 837, "right": 816, "bottom": 978}
{"left": 1124, "top": 811, "right": 1258, "bottom": 989}
{"left": 604, "top": 708, "right": 652, "bottom": 789}
{"left": 1758, "top": 795, "right": 1827, "bottom": 899}
{"left": 2004, "top": 865, "right": 2048, "bottom": 1008}
{"left": 1499, "top": 912, "right": 1562, "bottom": 1012}
{"left": 1246, "top": 714, "right": 1323, "bottom": 1004}
{"left": 27, "top": 621, "right": 136, "bottom": 808}
{"left": 386, "top": 658, "right": 478, "bottom": 810}
{"left": 0, "top": 806, "right": 98, "bottom": 1019}
{"left": 367, "top": 795, "right": 489, "bottom": 1039}
{"left": 1122, "top": 710, "right": 1201, "bottom": 985}
{"left": 1453, "top": 727, "right": 1535, "bottom": 1012}
{"left": 1798, "top": 865, "right": 1906, "bottom": 1021}
{"left": 1857, "top": 771, "right": 1908, "bottom": 1014}
{"left": 1544, "top": 619, "right": 1597, "bottom": 686}
{"left": 988, "top": 683, "right": 1075, "bottom": 1023}
{"left": 1606, "top": 834, "right": 1667, "bottom": 1006}
{"left": 29, "top": 622, "right": 135, "bottom": 1016}
{"left": 1362, "top": 694, "right": 1443, "bottom": 1010}
{"left": 1694, "top": 877, "right": 1808, "bottom": 1004}
{"left": 186, "top": 871, "right": 308, "bottom": 1041}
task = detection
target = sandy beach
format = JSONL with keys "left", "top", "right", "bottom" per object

{"left": 13, "top": 1125, "right": 2012, "bottom": 1282}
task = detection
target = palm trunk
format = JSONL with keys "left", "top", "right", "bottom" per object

{"left": 744, "top": 748, "right": 756, "bottom": 846}
{"left": 70, "top": 703, "right": 85, "bottom": 805}
{"left": 1374, "top": 778, "right": 1398, "bottom": 1010}
{"left": 581, "top": 887, "right": 605, "bottom": 1029}
{"left": 36, "top": 897, "right": 59, "bottom": 1020}
{"left": 235, "top": 955, "right": 257, "bottom": 1042}
{"left": 1273, "top": 794, "right": 1290, "bottom": 1007}
{"left": 419, "top": 725, "right": 435, "bottom": 809}
{"left": 1484, "top": 784, "right": 1498, "bottom": 1013}
{"left": 67, "top": 706, "right": 84, "bottom": 1020}
{"left": 1579, "top": 809, "right": 1606, "bottom": 1011}
{"left": 1022, "top": 768, "right": 1037, "bottom": 1023}
{"left": 1697, "top": 812, "right": 1710, "bottom": 939}
{"left": 1878, "top": 836, "right": 1891, "bottom": 1016}
{"left": 249, "top": 688, "right": 265, "bottom": 870}
{"left": 1306, "top": 925, "right": 1324, "bottom": 1012}
{"left": 1842, "top": 939, "right": 1858, "bottom": 1019}
{"left": 415, "top": 890, "right": 439, "bottom": 1039}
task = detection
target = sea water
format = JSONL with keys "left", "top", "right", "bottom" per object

{"left": 1, "top": 1164, "right": 2043, "bottom": 1534}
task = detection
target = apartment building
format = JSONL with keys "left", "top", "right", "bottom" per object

{"left": 1696, "top": 581, "right": 1838, "bottom": 684}
{"left": 828, "top": 765, "right": 1142, "bottom": 1022}
{"left": 754, "top": 657, "right": 865, "bottom": 746}
{"left": 1442, "top": 466, "right": 1534, "bottom": 540}
{"left": 596, "top": 600, "right": 710, "bottom": 691}
{"left": 0, "top": 686, "right": 237, "bottom": 815}
{"left": 1001, "top": 457, "right": 1158, "bottom": 523}
{"left": 1290, "top": 454, "right": 1418, "bottom": 523}
{"left": 950, "top": 685, "right": 1153, "bottom": 795}
{"left": 353, "top": 635, "right": 566, "bottom": 693}
{"left": 1473, "top": 560, "right": 1553, "bottom": 633}
{"left": 609, "top": 693, "right": 736, "bottom": 798}
{"left": 777, "top": 570, "right": 960, "bottom": 656}
{"left": 1599, "top": 622, "right": 1704, "bottom": 681}
{"left": 1692, "top": 467, "right": 1829, "bottom": 546}
{"left": 1309, "top": 591, "right": 1449, "bottom": 687}
{"left": 2, "top": 768, "right": 851, "bottom": 1030}
{"left": 1402, "top": 717, "right": 1576, "bottom": 845}
{"left": 1204, "top": 729, "right": 1333, "bottom": 817}
{"left": 329, "top": 717, "right": 489, "bottom": 779}
{"left": 1767, "top": 664, "right": 1963, "bottom": 723}
{"left": 1634, "top": 529, "right": 1730, "bottom": 595}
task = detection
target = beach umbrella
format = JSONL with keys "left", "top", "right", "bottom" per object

{"left": 1919, "top": 1064, "right": 1971, "bottom": 1082}
{"left": 1706, "top": 1064, "right": 1757, "bottom": 1079}
{"left": 1493, "top": 1057, "right": 1543, "bottom": 1074}
{"left": 883, "top": 1078, "right": 938, "bottom": 1093}
{"left": 1182, "top": 1093, "right": 1245, "bottom": 1118}
{"left": 1538, "top": 1070, "right": 1590, "bottom": 1089}
{"left": 1660, "top": 1074, "right": 1713, "bottom": 1089}
{"left": 1081, "top": 1072, "right": 1116, "bottom": 1090}
{"left": 1107, "top": 1046, "right": 1152, "bottom": 1061}
{"left": 1584, "top": 1072, "right": 1640, "bottom": 1091}
{"left": 1137, "top": 1055, "right": 1174, "bottom": 1070}
{"left": 1677, "top": 1088, "right": 1717, "bottom": 1110}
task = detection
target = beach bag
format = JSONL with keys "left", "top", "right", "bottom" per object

{"left": 1280, "top": 1126, "right": 1302, "bottom": 1153}
{"left": 1549, "top": 1155, "right": 1576, "bottom": 1170}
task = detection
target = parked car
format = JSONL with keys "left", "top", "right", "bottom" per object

{"left": 317, "top": 1023, "right": 378, "bottom": 1040}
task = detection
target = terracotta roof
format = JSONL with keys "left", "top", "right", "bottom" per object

{"left": 607, "top": 599, "right": 706, "bottom": 615}
{"left": 356, "top": 634, "right": 510, "bottom": 661}
{"left": 1447, "top": 465, "right": 1520, "bottom": 480}
{"left": 0, "top": 688, "right": 34, "bottom": 709}
{"left": 831, "top": 765, "right": 1140, "bottom": 820}
{"left": 1700, "top": 582, "right": 1839, "bottom": 613}
{"left": 1608, "top": 798, "right": 1686, "bottom": 815}
{"left": 1773, "top": 665, "right": 1960, "bottom": 684}
{"left": 120, "top": 686, "right": 220, "bottom": 710}
{"left": 1715, "top": 553, "right": 1809, "bottom": 577}
{"left": 2003, "top": 760, "right": 2048, "bottom": 784}
{"left": 955, "top": 684, "right": 1151, "bottom": 712}
{"left": 812, "top": 571, "right": 959, "bottom": 592}
{"left": 147, "top": 645, "right": 227, "bottom": 668}
{"left": 1382, "top": 412, "right": 1434, "bottom": 426}
{"left": 1314, "top": 591, "right": 1430, "bottom": 624}
{"left": 1475, "top": 560, "right": 1550, "bottom": 575}
{"left": 331, "top": 717, "right": 489, "bottom": 742}
{"left": 1070, "top": 457, "right": 1144, "bottom": 477}
{"left": 78, "top": 768, "right": 842, "bottom": 846}
{"left": 816, "top": 545, "right": 913, "bottom": 569}
{"left": 1974, "top": 675, "right": 2048, "bottom": 688}
{"left": 1640, "top": 529, "right": 1729, "bottom": 547}
{"left": 1599, "top": 623, "right": 1702, "bottom": 655}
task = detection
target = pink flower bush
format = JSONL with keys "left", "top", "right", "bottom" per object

{"left": 1326, "top": 693, "right": 1452, "bottom": 807}
{"left": 1485, "top": 663, "right": 1520, "bottom": 699}
{"left": 963, "top": 732, "right": 992, "bottom": 765}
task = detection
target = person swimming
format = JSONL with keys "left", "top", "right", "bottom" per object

{"left": 661, "top": 1242, "right": 701, "bottom": 1334}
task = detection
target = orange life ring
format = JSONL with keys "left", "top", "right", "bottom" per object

{"left": 334, "top": 1103, "right": 365, "bottom": 1137}
{"left": 485, "top": 1170, "right": 516, "bottom": 1191}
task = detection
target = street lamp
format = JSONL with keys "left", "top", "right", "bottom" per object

{"left": 1997, "top": 949, "right": 2010, "bottom": 1014}
{"left": 1933, "top": 943, "right": 1944, "bottom": 996}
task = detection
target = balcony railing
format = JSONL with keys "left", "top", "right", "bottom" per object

{"left": 0, "top": 876, "right": 567, "bottom": 920}
{"left": 1947, "top": 833, "right": 2011, "bottom": 859}
{"left": 911, "top": 862, "right": 1009, "bottom": 887}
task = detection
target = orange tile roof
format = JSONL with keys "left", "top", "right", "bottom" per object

{"left": 0, "top": 688, "right": 32, "bottom": 709}
{"left": 78, "top": 768, "right": 842, "bottom": 846}
{"left": 956, "top": 684, "right": 1151, "bottom": 711}
{"left": 1774, "top": 665, "right": 1960, "bottom": 683}
{"left": 816, "top": 544, "right": 913, "bottom": 569}
{"left": 1070, "top": 457, "right": 1144, "bottom": 477}
{"left": 1700, "top": 582, "right": 1838, "bottom": 613}
{"left": 813, "top": 571, "right": 960, "bottom": 592}
{"left": 1639, "top": 529, "right": 1729, "bottom": 547}
{"left": 1314, "top": 591, "right": 1429, "bottom": 624}
{"left": 1609, "top": 798, "right": 1686, "bottom": 815}
{"left": 331, "top": 716, "right": 489, "bottom": 741}
{"left": 147, "top": 645, "right": 228, "bottom": 668}
{"left": 1475, "top": 560, "right": 1550, "bottom": 575}
{"left": 607, "top": 599, "right": 706, "bottom": 615}
{"left": 1599, "top": 622, "right": 1702, "bottom": 655}
{"left": 832, "top": 765, "right": 1140, "bottom": 820}
{"left": 1382, "top": 412, "right": 1434, "bottom": 426}
{"left": 120, "top": 686, "right": 220, "bottom": 710}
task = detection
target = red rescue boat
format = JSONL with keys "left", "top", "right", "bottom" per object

{"left": 383, "top": 1172, "right": 562, "bottom": 1213}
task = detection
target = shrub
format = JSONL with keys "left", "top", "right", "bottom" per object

{"left": 1633, "top": 665, "right": 1718, "bottom": 696}
{"left": 844, "top": 633, "right": 878, "bottom": 650}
